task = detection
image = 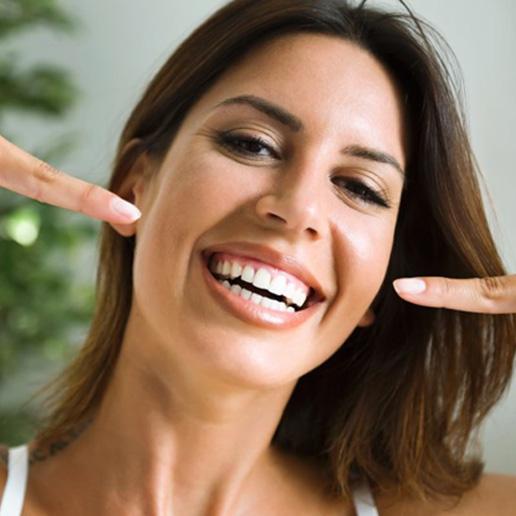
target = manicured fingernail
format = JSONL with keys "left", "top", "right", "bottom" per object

{"left": 393, "top": 278, "right": 426, "bottom": 295}
{"left": 110, "top": 197, "right": 141, "bottom": 221}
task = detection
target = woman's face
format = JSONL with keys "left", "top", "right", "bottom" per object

{"left": 116, "top": 34, "right": 406, "bottom": 388}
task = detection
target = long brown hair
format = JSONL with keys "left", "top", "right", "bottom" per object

{"left": 29, "top": 0, "right": 516, "bottom": 504}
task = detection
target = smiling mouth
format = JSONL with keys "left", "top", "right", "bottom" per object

{"left": 204, "top": 253, "right": 319, "bottom": 312}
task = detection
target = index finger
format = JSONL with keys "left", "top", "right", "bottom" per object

{"left": 0, "top": 135, "right": 141, "bottom": 224}
{"left": 392, "top": 275, "right": 516, "bottom": 314}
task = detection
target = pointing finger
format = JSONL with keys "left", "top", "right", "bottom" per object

{"left": 0, "top": 134, "right": 141, "bottom": 224}
{"left": 392, "top": 275, "right": 516, "bottom": 314}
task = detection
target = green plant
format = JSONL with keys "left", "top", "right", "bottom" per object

{"left": 0, "top": 0, "right": 97, "bottom": 444}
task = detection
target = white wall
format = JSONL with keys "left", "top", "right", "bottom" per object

{"left": 3, "top": 0, "right": 515, "bottom": 473}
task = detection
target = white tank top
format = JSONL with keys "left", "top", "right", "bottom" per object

{"left": 0, "top": 444, "right": 379, "bottom": 515}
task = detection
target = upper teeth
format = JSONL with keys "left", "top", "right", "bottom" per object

{"left": 212, "top": 258, "right": 309, "bottom": 309}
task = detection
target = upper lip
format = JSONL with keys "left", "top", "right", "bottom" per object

{"left": 202, "top": 241, "right": 326, "bottom": 303}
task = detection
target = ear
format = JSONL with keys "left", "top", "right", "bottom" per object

{"left": 357, "top": 307, "right": 375, "bottom": 327}
{"left": 109, "top": 139, "right": 154, "bottom": 238}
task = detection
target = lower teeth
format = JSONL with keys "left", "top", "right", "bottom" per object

{"left": 218, "top": 279, "right": 296, "bottom": 313}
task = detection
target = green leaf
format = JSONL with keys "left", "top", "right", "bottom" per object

{"left": 0, "top": 0, "right": 80, "bottom": 39}
{"left": 0, "top": 0, "right": 92, "bottom": 444}
{"left": 0, "top": 58, "right": 79, "bottom": 116}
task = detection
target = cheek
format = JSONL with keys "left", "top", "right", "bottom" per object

{"left": 159, "top": 151, "right": 259, "bottom": 226}
{"left": 308, "top": 218, "right": 396, "bottom": 372}
{"left": 351, "top": 222, "right": 393, "bottom": 274}
{"left": 334, "top": 212, "right": 396, "bottom": 308}
{"left": 134, "top": 151, "right": 261, "bottom": 285}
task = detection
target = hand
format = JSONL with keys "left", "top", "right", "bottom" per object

{"left": 393, "top": 275, "right": 516, "bottom": 314}
{"left": 0, "top": 134, "right": 141, "bottom": 224}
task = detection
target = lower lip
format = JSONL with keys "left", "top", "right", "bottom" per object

{"left": 200, "top": 254, "right": 321, "bottom": 330}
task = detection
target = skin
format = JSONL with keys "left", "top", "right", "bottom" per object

{"left": 12, "top": 34, "right": 407, "bottom": 516}
{"left": 393, "top": 275, "right": 516, "bottom": 313}
{"left": 0, "top": 34, "right": 514, "bottom": 515}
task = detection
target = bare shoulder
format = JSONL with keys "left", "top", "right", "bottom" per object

{"left": 445, "top": 473, "right": 516, "bottom": 516}
{"left": 376, "top": 473, "right": 516, "bottom": 516}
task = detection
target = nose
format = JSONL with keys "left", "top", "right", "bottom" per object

{"left": 254, "top": 166, "right": 325, "bottom": 241}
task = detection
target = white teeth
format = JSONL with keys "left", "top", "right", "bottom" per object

{"left": 284, "top": 281, "right": 297, "bottom": 302}
{"left": 241, "top": 264, "right": 255, "bottom": 283}
{"left": 269, "top": 274, "right": 287, "bottom": 296}
{"left": 259, "top": 296, "right": 286, "bottom": 311}
{"left": 253, "top": 268, "right": 271, "bottom": 290}
{"left": 230, "top": 283, "right": 242, "bottom": 295}
{"left": 261, "top": 297, "right": 273, "bottom": 309}
{"left": 216, "top": 279, "right": 293, "bottom": 313}
{"left": 240, "top": 288, "right": 252, "bottom": 300}
{"left": 211, "top": 258, "right": 310, "bottom": 310}
{"left": 250, "top": 293, "right": 262, "bottom": 305}
{"left": 293, "top": 288, "right": 308, "bottom": 308}
{"left": 230, "top": 262, "right": 242, "bottom": 279}
{"left": 272, "top": 299, "right": 288, "bottom": 312}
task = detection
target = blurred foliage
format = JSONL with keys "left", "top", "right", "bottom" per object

{"left": 0, "top": 0, "right": 97, "bottom": 445}
{"left": 0, "top": 56, "right": 78, "bottom": 115}
{"left": 0, "top": 0, "right": 77, "bottom": 38}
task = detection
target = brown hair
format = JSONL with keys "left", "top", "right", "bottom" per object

{"left": 29, "top": 0, "right": 516, "bottom": 505}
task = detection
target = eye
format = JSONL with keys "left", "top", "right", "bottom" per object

{"left": 215, "top": 131, "right": 280, "bottom": 159}
{"left": 332, "top": 177, "right": 390, "bottom": 208}
{"left": 213, "top": 130, "right": 391, "bottom": 208}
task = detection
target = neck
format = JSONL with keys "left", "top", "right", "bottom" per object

{"left": 30, "top": 310, "right": 298, "bottom": 516}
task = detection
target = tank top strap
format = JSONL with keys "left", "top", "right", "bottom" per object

{"left": 351, "top": 478, "right": 379, "bottom": 516}
{"left": 1, "top": 443, "right": 379, "bottom": 516}
{"left": 0, "top": 444, "right": 29, "bottom": 516}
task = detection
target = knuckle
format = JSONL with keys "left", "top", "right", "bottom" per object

{"left": 78, "top": 182, "right": 98, "bottom": 214}
{"left": 32, "top": 160, "right": 62, "bottom": 201}
{"left": 478, "top": 276, "right": 503, "bottom": 299}
{"left": 33, "top": 160, "right": 62, "bottom": 183}
{"left": 477, "top": 276, "right": 504, "bottom": 309}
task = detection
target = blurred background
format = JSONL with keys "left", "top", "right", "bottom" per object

{"left": 0, "top": 0, "right": 515, "bottom": 473}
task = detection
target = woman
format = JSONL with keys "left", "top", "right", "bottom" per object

{"left": 1, "top": 0, "right": 515, "bottom": 514}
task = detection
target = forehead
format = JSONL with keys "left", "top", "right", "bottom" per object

{"left": 191, "top": 33, "right": 406, "bottom": 166}
{"left": 234, "top": 32, "right": 392, "bottom": 85}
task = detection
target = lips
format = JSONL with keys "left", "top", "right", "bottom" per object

{"left": 200, "top": 251, "right": 324, "bottom": 329}
{"left": 201, "top": 241, "right": 326, "bottom": 306}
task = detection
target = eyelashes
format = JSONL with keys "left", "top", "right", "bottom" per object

{"left": 216, "top": 131, "right": 280, "bottom": 159}
{"left": 212, "top": 130, "right": 391, "bottom": 209}
{"left": 331, "top": 178, "right": 390, "bottom": 208}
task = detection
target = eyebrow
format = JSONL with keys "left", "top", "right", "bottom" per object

{"left": 213, "top": 94, "right": 405, "bottom": 176}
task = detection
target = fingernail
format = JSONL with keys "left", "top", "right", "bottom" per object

{"left": 393, "top": 278, "right": 426, "bottom": 295}
{"left": 110, "top": 197, "right": 142, "bottom": 221}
